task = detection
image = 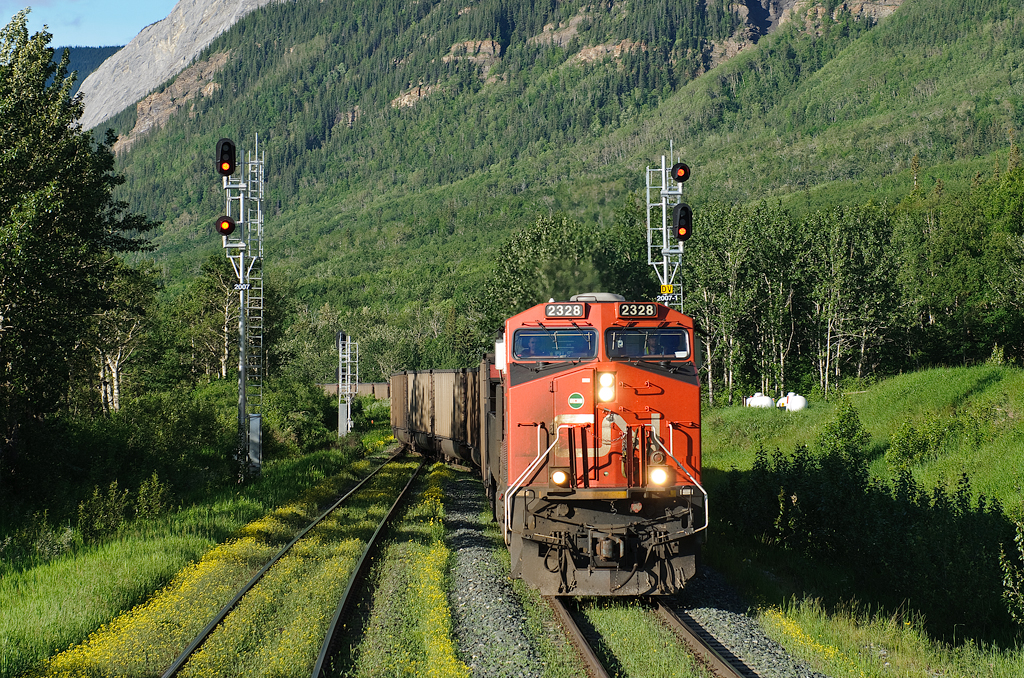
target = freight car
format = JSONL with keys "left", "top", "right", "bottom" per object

{"left": 391, "top": 293, "right": 707, "bottom": 595}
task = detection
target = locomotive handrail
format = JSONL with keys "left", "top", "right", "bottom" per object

{"left": 651, "top": 426, "right": 709, "bottom": 536}
{"left": 504, "top": 423, "right": 574, "bottom": 545}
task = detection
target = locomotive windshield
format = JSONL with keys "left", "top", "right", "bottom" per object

{"left": 513, "top": 329, "right": 598, "bottom": 360}
{"left": 605, "top": 328, "right": 691, "bottom": 360}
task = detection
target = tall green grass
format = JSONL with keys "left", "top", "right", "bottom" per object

{"left": 0, "top": 431, "right": 389, "bottom": 678}
{"left": 704, "top": 366, "right": 1024, "bottom": 515}
{"left": 701, "top": 365, "right": 1024, "bottom": 675}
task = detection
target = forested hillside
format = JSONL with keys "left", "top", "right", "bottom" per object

{"left": 93, "top": 0, "right": 1024, "bottom": 391}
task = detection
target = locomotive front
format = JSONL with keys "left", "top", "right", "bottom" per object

{"left": 496, "top": 293, "right": 706, "bottom": 595}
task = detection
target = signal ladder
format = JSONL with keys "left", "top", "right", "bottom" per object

{"left": 245, "top": 140, "right": 265, "bottom": 423}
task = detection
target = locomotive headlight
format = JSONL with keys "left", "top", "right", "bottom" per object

{"left": 597, "top": 372, "right": 616, "bottom": 402}
{"left": 649, "top": 467, "right": 670, "bottom": 486}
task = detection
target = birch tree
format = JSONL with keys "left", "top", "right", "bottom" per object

{"left": 746, "top": 202, "right": 803, "bottom": 397}
{"left": 680, "top": 202, "right": 754, "bottom": 405}
{"left": 93, "top": 261, "right": 160, "bottom": 413}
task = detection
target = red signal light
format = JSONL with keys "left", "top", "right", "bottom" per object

{"left": 216, "top": 215, "right": 236, "bottom": 236}
{"left": 216, "top": 138, "right": 236, "bottom": 177}
{"left": 672, "top": 203, "right": 693, "bottom": 241}
{"left": 670, "top": 162, "right": 691, "bottom": 183}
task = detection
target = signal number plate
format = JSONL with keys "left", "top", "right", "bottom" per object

{"left": 545, "top": 303, "right": 585, "bottom": 318}
{"left": 618, "top": 303, "right": 659, "bottom": 318}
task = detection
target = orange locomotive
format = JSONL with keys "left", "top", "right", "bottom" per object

{"left": 391, "top": 293, "right": 707, "bottom": 596}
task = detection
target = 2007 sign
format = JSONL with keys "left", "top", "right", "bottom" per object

{"left": 617, "top": 303, "right": 658, "bottom": 317}
{"left": 545, "top": 303, "right": 585, "bottom": 318}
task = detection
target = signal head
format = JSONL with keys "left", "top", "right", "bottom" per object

{"left": 216, "top": 215, "right": 236, "bottom": 236}
{"left": 672, "top": 203, "right": 693, "bottom": 241}
{"left": 216, "top": 138, "right": 236, "bottom": 176}
{"left": 670, "top": 162, "right": 691, "bottom": 183}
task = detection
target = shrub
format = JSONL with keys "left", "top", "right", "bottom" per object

{"left": 136, "top": 473, "right": 172, "bottom": 519}
{"left": 720, "top": 401, "right": 1015, "bottom": 638}
{"left": 77, "top": 481, "right": 131, "bottom": 540}
{"left": 886, "top": 421, "right": 931, "bottom": 471}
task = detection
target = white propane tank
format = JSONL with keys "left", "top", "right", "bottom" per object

{"left": 785, "top": 392, "right": 807, "bottom": 412}
{"left": 746, "top": 392, "right": 774, "bottom": 408}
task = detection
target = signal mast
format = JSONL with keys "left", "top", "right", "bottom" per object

{"left": 215, "top": 136, "right": 265, "bottom": 478}
{"left": 646, "top": 142, "right": 692, "bottom": 312}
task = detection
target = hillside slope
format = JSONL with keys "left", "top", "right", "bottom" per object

{"left": 78, "top": 0, "right": 280, "bottom": 129}
{"left": 101, "top": 0, "right": 1023, "bottom": 362}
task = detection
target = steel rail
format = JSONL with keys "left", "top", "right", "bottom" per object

{"left": 160, "top": 451, "right": 406, "bottom": 678}
{"left": 312, "top": 458, "right": 426, "bottom": 677}
{"left": 654, "top": 602, "right": 754, "bottom": 678}
{"left": 544, "top": 596, "right": 612, "bottom": 678}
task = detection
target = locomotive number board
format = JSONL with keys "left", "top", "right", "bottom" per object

{"left": 617, "top": 302, "right": 660, "bottom": 318}
{"left": 545, "top": 303, "right": 586, "bottom": 318}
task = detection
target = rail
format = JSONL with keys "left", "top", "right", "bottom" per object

{"left": 654, "top": 602, "right": 754, "bottom": 678}
{"left": 312, "top": 458, "right": 425, "bottom": 676}
{"left": 544, "top": 596, "right": 611, "bottom": 678}
{"left": 161, "top": 453, "right": 416, "bottom": 678}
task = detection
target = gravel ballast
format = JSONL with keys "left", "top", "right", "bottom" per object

{"left": 443, "top": 469, "right": 831, "bottom": 678}
{"left": 445, "top": 475, "right": 544, "bottom": 677}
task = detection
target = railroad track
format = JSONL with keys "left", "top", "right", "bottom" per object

{"left": 654, "top": 601, "right": 759, "bottom": 678}
{"left": 161, "top": 453, "right": 425, "bottom": 678}
{"left": 545, "top": 595, "right": 755, "bottom": 678}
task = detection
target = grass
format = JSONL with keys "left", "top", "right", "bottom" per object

{"left": 344, "top": 463, "right": 470, "bottom": 678}
{"left": 1, "top": 431, "right": 393, "bottom": 678}
{"left": 27, "top": 452, "right": 415, "bottom": 677}
{"left": 703, "top": 366, "right": 1024, "bottom": 513}
{"left": 574, "top": 598, "right": 713, "bottom": 678}
{"left": 700, "top": 365, "right": 1024, "bottom": 677}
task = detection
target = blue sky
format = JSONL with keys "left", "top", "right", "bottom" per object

{"left": 1, "top": 1, "right": 178, "bottom": 47}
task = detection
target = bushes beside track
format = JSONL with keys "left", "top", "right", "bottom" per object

{"left": 716, "top": 398, "right": 1015, "bottom": 640}
{"left": 0, "top": 379, "right": 390, "bottom": 575}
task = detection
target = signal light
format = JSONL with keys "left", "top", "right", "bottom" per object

{"left": 216, "top": 138, "right": 236, "bottom": 176}
{"left": 216, "top": 215, "right": 236, "bottom": 236}
{"left": 670, "top": 162, "right": 691, "bottom": 183}
{"left": 672, "top": 203, "right": 693, "bottom": 241}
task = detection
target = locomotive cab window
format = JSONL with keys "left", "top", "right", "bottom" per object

{"left": 513, "top": 329, "right": 597, "bottom": 360}
{"left": 605, "top": 328, "right": 691, "bottom": 360}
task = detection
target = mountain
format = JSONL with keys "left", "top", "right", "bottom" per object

{"left": 60, "top": 46, "right": 122, "bottom": 96}
{"left": 94, "top": 0, "right": 1023, "bottom": 375}
{"left": 77, "top": 0, "right": 280, "bottom": 130}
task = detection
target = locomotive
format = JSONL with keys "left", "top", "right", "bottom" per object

{"left": 391, "top": 293, "right": 706, "bottom": 595}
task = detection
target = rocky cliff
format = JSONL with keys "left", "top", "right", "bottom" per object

{"left": 77, "top": 0, "right": 279, "bottom": 130}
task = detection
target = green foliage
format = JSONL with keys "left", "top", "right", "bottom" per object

{"left": 815, "top": 397, "right": 871, "bottom": 461}
{"left": 0, "top": 11, "right": 154, "bottom": 474}
{"left": 723, "top": 444, "right": 1012, "bottom": 639}
{"left": 885, "top": 421, "right": 932, "bottom": 471}
{"left": 77, "top": 481, "right": 131, "bottom": 541}
{"left": 135, "top": 473, "right": 172, "bottom": 520}
{"left": 261, "top": 378, "right": 336, "bottom": 457}
{"left": 352, "top": 395, "right": 390, "bottom": 432}
{"left": 1000, "top": 521, "right": 1024, "bottom": 625}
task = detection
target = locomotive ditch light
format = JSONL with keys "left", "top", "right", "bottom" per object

{"left": 216, "top": 215, "right": 236, "bottom": 236}
{"left": 597, "top": 371, "right": 616, "bottom": 402}
{"left": 648, "top": 466, "right": 674, "bottom": 487}
{"left": 549, "top": 468, "right": 571, "bottom": 488}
